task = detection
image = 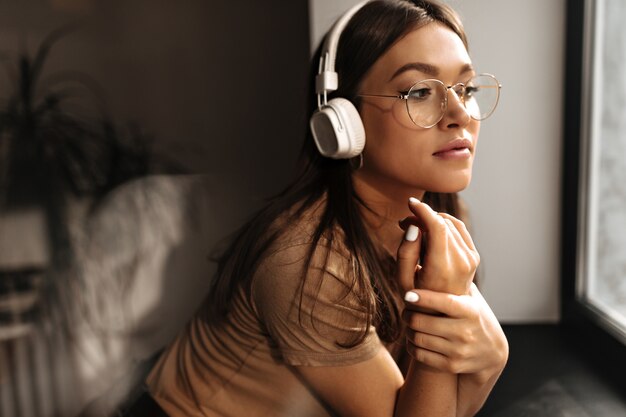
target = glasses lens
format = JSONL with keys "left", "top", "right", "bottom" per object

{"left": 406, "top": 80, "right": 447, "bottom": 128}
{"left": 464, "top": 74, "right": 500, "bottom": 120}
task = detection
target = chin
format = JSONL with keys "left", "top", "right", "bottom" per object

{"left": 426, "top": 176, "right": 472, "bottom": 194}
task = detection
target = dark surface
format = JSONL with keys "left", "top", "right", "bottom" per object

{"left": 477, "top": 325, "right": 626, "bottom": 417}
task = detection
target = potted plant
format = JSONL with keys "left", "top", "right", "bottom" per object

{"left": 0, "top": 24, "right": 181, "bottom": 339}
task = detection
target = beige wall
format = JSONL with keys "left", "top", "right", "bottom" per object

{"left": 0, "top": 0, "right": 310, "bottom": 202}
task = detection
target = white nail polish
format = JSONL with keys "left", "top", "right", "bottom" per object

{"left": 404, "top": 225, "right": 419, "bottom": 242}
{"left": 409, "top": 197, "right": 420, "bottom": 205}
{"left": 404, "top": 291, "right": 419, "bottom": 302}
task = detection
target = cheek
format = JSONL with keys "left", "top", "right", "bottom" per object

{"left": 470, "top": 119, "right": 481, "bottom": 148}
{"left": 358, "top": 108, "right": 481, "bottom": 194}
{"left": 361, "top": 104, "right": 420, "bottom": 161}
{"left": 360, "top": 109, "right": 433, "bottom": 182}
{"left": 361, "top": 99, "right": 415, "bottom": 131}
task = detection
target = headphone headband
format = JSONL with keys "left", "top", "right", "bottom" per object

{"left": 315, "top": 1, "right": 369, "bottom": 103}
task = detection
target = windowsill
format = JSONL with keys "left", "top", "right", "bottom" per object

{"left": 477, "top": 324, "right": 626, "bottom": 416}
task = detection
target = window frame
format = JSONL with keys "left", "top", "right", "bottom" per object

{"left": 561, "top": 0, "right": 626, "bottom": 393}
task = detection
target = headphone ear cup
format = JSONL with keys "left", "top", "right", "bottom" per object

{"left": 310, "top": 98, "right": 365, "bottom": 159}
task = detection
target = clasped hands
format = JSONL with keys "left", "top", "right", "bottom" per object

{"left": 396, "top": 197, "right": 508, "bottom": 380}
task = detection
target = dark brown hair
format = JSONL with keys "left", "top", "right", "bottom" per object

{"left": 206, "top": 0, "right": 469, "bottom": 345}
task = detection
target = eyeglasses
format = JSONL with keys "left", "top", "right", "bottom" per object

{"left": 359, "top": 73, "right": 502, "bottom": 128}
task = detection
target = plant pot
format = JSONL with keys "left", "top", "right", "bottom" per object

{"left": 0, "top": 207, "right": 49, "bottom": 340}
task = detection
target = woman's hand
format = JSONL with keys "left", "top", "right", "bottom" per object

{"left": 397, "top": 198, "right": 478, "bottom": 296}
{"left": 402, "top": 284, "right": 509, "bottom": 380}
{"left": 395, "top": 198, "right": 507, "bottom": 415}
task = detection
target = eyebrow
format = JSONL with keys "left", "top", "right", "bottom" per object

{"left": 389, "top": 62, "right": 475, "bottom": 81}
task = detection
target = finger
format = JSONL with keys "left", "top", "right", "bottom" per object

{"left": 402, "top": 308, "right": 453, "bottom": 338}
{"left": 398, "top": 216, "right": 418, "bottom": 232}
{"left": 406, "top": 328, "right": 455, "bottom": 355}
{"left": 398, "top": 217, "right": 424, "bottom": 267}
{"left": 407, "top": 198, "right": 449, "bottom": 247}
{"left": 439, "top": 213, "right": 477, "bottom": 253}
{"left": 404, "top": 288, "right": 470, "bottom": 318}
{"left": 405, "top": 341, "right": 456, "bottom": 373}
{"left": 396, "top": 224, "right": 422, "bottom": 292}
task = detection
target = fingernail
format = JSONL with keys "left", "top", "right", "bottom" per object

{"left": 404, "top": 225, "right": 419, "bottom": 242}
{"left": 404, "top": 291, "right": 419, "bottom": 302}
{"left": 409, "top": 197, "right": 420, "bottom": 205}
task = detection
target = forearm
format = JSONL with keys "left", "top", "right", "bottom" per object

{"left": 399, "top": 287, "right": 508, "bottom": 417}
{"left": 395, "top": 359, "right": 457, "bottom": 417}
{"left": 455, "top": 369, "right": 502, "bottom": 417}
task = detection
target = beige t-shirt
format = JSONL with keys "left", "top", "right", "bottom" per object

{"left": 145, "top": 201, "right": 384, "bottom": 416}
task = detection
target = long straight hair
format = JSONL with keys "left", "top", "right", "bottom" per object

{"left": 205, "top": 0, "right": 469, "bottom": 345}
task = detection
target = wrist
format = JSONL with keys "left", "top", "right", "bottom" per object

{"left": 416, "top": 277, "right": 471, "bottom": 296}
{"left": 466, "top": 359, "right": 506, "bottom": 387}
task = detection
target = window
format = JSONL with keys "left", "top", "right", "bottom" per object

{"left": 562, "top": 0, "right": 626, "bottom": 388}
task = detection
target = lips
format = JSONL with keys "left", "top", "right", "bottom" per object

{"left": 433, "top": 138, "right": 473, "bottom": 158}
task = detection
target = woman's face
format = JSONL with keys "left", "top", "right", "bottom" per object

{"left": 356, "top": 22, "right": 479, "bottom": 196}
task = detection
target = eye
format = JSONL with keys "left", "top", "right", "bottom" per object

{"left": 405, "top": 87, "right": 432, "bottom": 101}
{"left": 464, "top": 85, "right": 480, "bottom": 99}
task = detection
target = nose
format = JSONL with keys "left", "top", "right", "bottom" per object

{"left": 440, "top": 87, "right": 471, "bottom": 129}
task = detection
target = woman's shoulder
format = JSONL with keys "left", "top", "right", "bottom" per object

{"left": 250, "top": 197, "right": 378, "bottom": 365}
{"left": 264, "top": 195, "right": 350, "bottom": 265}
{"left": 250, "top": 194, "right": 357, "bottom": 299}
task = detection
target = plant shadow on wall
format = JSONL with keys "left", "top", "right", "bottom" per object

{"left": 0, "top": 23, "right": 184, "bottom": 413}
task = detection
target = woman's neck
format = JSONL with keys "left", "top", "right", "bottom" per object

{"left": 352, "top": 171, "right": 425, "bottom": 258}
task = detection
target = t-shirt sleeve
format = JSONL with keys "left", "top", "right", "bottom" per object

{"left": 251, "top": 237, "right": 381, "bottom": 367}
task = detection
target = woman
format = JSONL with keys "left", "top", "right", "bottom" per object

{"left": 138, "top": 1, "right": 509, "bottom": 416}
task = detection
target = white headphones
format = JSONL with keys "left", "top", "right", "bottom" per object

{"left": 309, "top": 1, "right": 369, "bottom": 159}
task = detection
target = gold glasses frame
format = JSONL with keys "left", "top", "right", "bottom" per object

{"left": 359, "top": 73, "right": 502, "bottom": 128}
